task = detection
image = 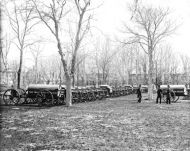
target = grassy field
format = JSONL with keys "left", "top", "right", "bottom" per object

{"left": 0, "top": 94, "right": 190, "bottom": 151}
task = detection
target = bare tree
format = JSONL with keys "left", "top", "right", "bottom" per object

{"left": 8, "top": 60, "right": 19, "bottom": 86}
{"left": 74, "top": 52, "right": 89, "bottom": 86}
{"left": 154, "top": 45, "right": 181, "bottom": 84}
{"left": 32, "top": 0, "right": 91, "bottom": 106}
{"left": 0, "top": 34, "right": 11, "bottom": 72}
{"left": 123, "top": 2, "right": 176, "bottom": 100}
{"left": 0, "top": 2, "right": 2, "bottom": 63}
{"left": 0, "top": 1, "right": 4, "bottom": 73}
{"left": 6, "top": 0, "right": 38, "bottom": 88}
{"left": 94, "top": 38, "right": 117, "bottom": 84}
{"left": 30, "top": 43, "right": 43, "bottom": 83}
{"left": 180, "top": 54, "right": 190, "bottom": 83}
{"left": 115, "top": 47, "right": 128, "bottom": 85}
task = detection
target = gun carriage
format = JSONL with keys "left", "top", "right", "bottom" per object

{"left": 160, "top": 85, "right": 187, "bottom": 102}
{"left": 123, "top": 85, "right": 133, "bottom": 95}
{"left": 3, "top": 84, "right": 66, "bottom": 106}
{"left": 99, "top": 85, "right": 112, "bottom": 97}
{"left": 2, "top": 83, "right": 136, "bottom": 106}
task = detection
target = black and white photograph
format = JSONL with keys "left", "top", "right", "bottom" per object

{"left": 0, "top": 0, "right": 190, "bottom": 150}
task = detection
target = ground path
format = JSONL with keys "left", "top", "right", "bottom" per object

{"left": 0, "top": 95, "right": 190, "bottom": 150}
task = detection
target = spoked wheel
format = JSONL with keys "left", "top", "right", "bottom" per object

{"left": 36, "top": 90, "right": 54, "bottom": 107}
{"left": 3, "top": 89, "right": 20, "bottom": 105}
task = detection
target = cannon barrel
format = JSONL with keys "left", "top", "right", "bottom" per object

{"left": 27, "top": 84, "right": 66, "bottom": 91}
{"left": 26, "top": 84, "right": 66, "bottom": 106}
{"left": 160, "top": 85, "right": 187, "bottom": 96}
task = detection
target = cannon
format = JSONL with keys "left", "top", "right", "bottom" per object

{"left": 3, "top": 84, "right": 66, "bottom": 106}
{"left": 73, "top": 87, "right": 95, "bottom": 103}
{"left": 2, "top": 83, "right": 135, "bottom": 106}
{"left": 123, "top": 85, "right": 133, "bottom": 95}
{"left": 93, "top": 88, "right": 107, "bottom": 100}
{"left": 160, "top": 85, "right": 188, "bottom": 102}
{"left": 99, "top": 85, "right": 113, "bottom": 97}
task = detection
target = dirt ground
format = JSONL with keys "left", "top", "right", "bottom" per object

{"left": 0, "top": 94, "right": 190, "bottom": 151}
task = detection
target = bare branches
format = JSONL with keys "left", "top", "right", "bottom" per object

{"left": 0, "top": 1, "right": 2, "bottom": 68}
{"left": 70, "top": 0, "right": 91, "bottom": 76}
{"left": 74, "top": 0, "right": 90, "bottom": 15}
{"left": 32, "top": 0, "right": 72, "bottom": 79}
{"left": 121, "top": 2, "right": 176, "bottom": 100}
{"left": 32, "top": 0, "right": 56, "bottom": 36}
{"left": 123, "top": 3, "right": 176, "bottom": 54}
{"left": 6, "top": 0, "right": 38, "bottom": 51}
{"left": 5, "top": 0, "right": 39, "bottom": 88}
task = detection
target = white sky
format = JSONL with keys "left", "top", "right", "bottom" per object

{"left": 95, "top": 0, "right": 190, "bottom": 56}
{"left": 4, "top": 0, "right": 190, "bottom": 66}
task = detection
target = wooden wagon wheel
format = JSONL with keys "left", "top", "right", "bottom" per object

{"left": 3, "top": 89, "right": 20, "bottom": 105}
{"left": 36, "top": 90, "right": 54, "bottom": 106}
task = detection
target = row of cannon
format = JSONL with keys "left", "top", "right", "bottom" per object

{"left": 2, "top": 84, "right": 188, "bottom": 106}
{"left": 2, "top": 84, "right": 134, "bottom": 106}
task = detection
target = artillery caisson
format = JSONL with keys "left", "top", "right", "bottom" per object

{"left": 3, "top": 84, "right": 66, "bottom": 106}
{"left": 160, "top": 85, "right": 188, "bottom": 103}
{"left": 26, "top": 84, "right": 66, "bottom": 106}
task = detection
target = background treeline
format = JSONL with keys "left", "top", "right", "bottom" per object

{"left": 1, "top": 0, "right": 190, "bottom": 90}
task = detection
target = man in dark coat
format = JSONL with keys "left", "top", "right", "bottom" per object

{"left": 137, "top": 84, "right": 142, "bottom": 103}
{"left": 156, "top": 85, "right": 162, "bottom": 104}
{"left": 166, "top": 85, "right": 172, "bottom": 104}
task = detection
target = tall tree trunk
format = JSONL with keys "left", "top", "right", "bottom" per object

{"left": 57, "top": 37, "right": 72, "bottom": 107}
{"left": 17, "top": 69, "right": 21, "bottom": 88}
{"left": 66, "top": 76, "right": 72, "bottom": 107}
{"left": 72, "top": 74, "right": 75, "bottom": 87}
{"left": 76, "top": 66, "right": 79, "bottom": 87}
{"left": 35, "top": 59, "right": 37, "bottom": 84}
{"left": 17, "top": 50, "right": 23, "bottom": 88}
{"left": 148, "top": 51, "right": 153, "bottom": 100}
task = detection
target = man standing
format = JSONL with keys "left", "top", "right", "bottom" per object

{"left": 166, "top": 85, "right": 171, "bottom": 104}
{"left": 156, "top": 85, "right": 162, "bottom": 104}
{"left": 137, "top": 84, "right": 142, "bottom": 103}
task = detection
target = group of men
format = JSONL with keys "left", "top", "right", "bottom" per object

{"left": 137, "top": 84, "right": 172, "bottom": 104}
